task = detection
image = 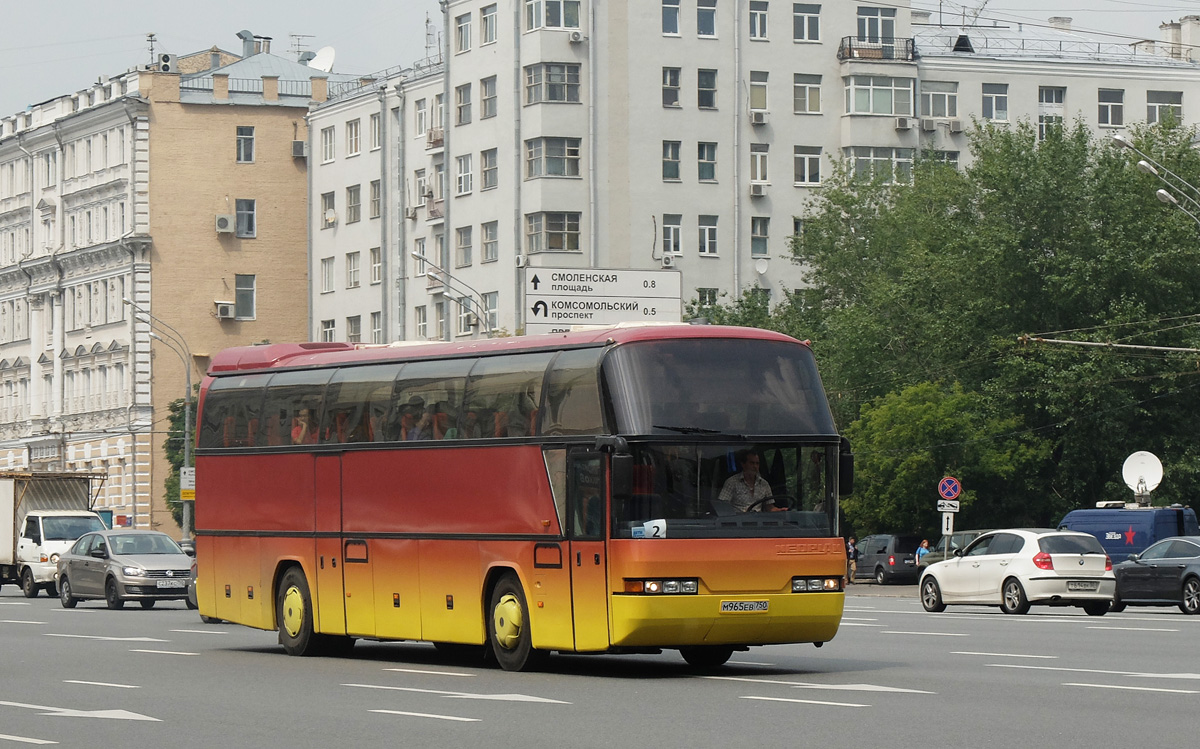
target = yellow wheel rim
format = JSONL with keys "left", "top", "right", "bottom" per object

{"left": 493, "top": 593, "right": 524, "bottom": 650}
{"left": 281, "top": 585, "right": 305, "bottom": 638}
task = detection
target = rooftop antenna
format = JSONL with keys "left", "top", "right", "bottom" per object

{"left": 289, "top": 33, "right": 315, "bottom": 57}
{"left": 425, "top": 13, "right": 439, "bottom": 59}
{"left": 146, "top": 32, "right": 157, "bottom": 64}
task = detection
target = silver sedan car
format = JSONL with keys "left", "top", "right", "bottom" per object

{"left": 56, "top": 529, "right": 194, "bottom": 609}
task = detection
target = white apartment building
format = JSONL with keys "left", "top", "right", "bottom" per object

{"left": 308, "top": 3, "right": 1200, "bottom": 342}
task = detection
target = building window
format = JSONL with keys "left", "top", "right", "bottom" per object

{"left": 663, "top": 67, "right": 681, "bottom": 107}
{"left": 370, "top": 247, "right": 381, "bottom": 284}
{"left": 751, "top": 217, "right": 769, "bottom": 256}
{"left": 527, "top": 0, "right": 580, "bottom": 29}
{"left": 346, "top": 251, "right": 361, "bottom": 288}
{"left": 371, "top": 311, "right": 382, "bottom": 343}
{"left": 346, "top": 119, "right": 361, "bottom": 156}
{"left": 663, "top": 141, "right": 681, "bottom": 180}
{"left": 483, "top": 221, "right": 499, "bottom": 262}
{"left": 320, "top": 127, "right": 335, "bottom": 161}
{"left": 698, "top": 69, "right": 717, "bottom": 109}
{"left": 1147, "top": 90, "right": 1183, "bottom": 124}
{"left": 481, "top": 148, "right": 498, "bottom": 190}
{"left": 698, "top": 215, "right": 718, "bottom": 254}
{"left": 921, "top": 81, "right": 958, "bottom": 118}
{"left": 320, "top": 257, "right": 335, "bottom": 292}
{"left": 793, "top": 74, "right": 822, "bottom": 113}
{"left": 320, "top": 319, "right": 336, "bottom": 342}
{"left": 235, "top": 199, "right": 256, "bottom": 238}
{"left": 526, "top": 211, "right": 581, "bottom": 252}
{"left": 663, "top": 0, "right": 680, "bottom": 34}
{"left": 750, "top": 1, "right": 769, "bottom": 39}
{"left": 456, "top": 83, "right": 472, "bottom": 125}
{"left": 663, "top": 214, "right": 682, "bottom": 254}
{"left": 415, "top": 306, "right": 427, "bottom": 339}
{"left": 698, "top": 142, "right": 717, "bottom": 181}
{"left": 346, "top": 315, "right": 361, "bottom": 343}
{"left": 750, "top": 143, "right": 769, "bottom": 183}
{"left": 697, "top": 0, "right": 717, "bottom": 37}
{"left": 1038, "top": 86, "right": 1065, "bottom": 140}
{"left": 793, "top": 3, "right": 820, "bottom": 41}
{"left": 236, "top": 126, "right": 254, "bottom": 163}
{"left": 845, "top": 146, "right": 914, "bottom": 183}
{"left": 750, "top": 71, "right": 768, "bottom": 111}
{"left": 982, "top": 83, "right": 1008, "bottom": 121}
{"left": 415, "top": 169, "right": 428, "bottom": 201}
{"left": 457, "top": 154, "right": 473, "bottom": 194}
{"left": 482, "top": 4, "right": 498, "bottom": 43}
{"left": 416, "top": 99, "right": 428, "bottom": 134}
{"left": 933, "top": 150, "right": 960, "bottom": 167}
{"left": 456, "top": 226, "right": 473, "bottom": 266}
{"left": 526, "top": 137, "right": 581, "bottom": 178}
{"left": 481, "top": 76, "right": 497, "bottom": 118}
{"left": 525, "top": 63, "right": 581, "bottom": 104}
{"left": 456, "top": 13, "right": 472, "bottom": 53}
{"left": 482, "top": 291, "right": 498, "bottom": 332}
{"left": 235, "top": 274, "right": 256, "bottom": 319}
{"left": 414, "top": 237, "right": 427, "bottom": 276}
{"left": 321, "top": 192, "right": 335, "bottom": 227}
{"left": 845, "top": 75, "right": 913, "bottom": 116}
{"left": 697, "top": 287, "right": 718, "bottom": 306}
{"left": 369, "top": 113, "right": 381, "bottom": 150}
{"left": 346, "top": 185, "right": 361, "bottom": 223}
{"left": 857, "top": 6, "right": 895, "bottom": 43}
{"left": 794, "top": 145, "right": 821, "bottom": 184}
{"left": 370, "top": 180, "right": 381, "bottom": 218}
{"left": 435, "top": 301, "right": 447, "bottom": 339}
{"left": 456, "top": 297, "right": 474, "bottom": 335}
{"left": 1098, "top": 89, "right": 1124, "bottom": 127}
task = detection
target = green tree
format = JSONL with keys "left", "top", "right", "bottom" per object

{"left": 162, "top": 396, "right": 195, "bottom": 530}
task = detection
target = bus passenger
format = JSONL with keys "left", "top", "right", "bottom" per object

{"left": 291, "top": 409, "right": 318, "bottom": 444}
{"left": 399, "top": 397, "right": 433, "bottom": 440}
{"left": 718, "top": 450, "right": 775, "bottom": 512}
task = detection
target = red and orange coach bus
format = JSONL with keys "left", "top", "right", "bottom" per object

{"left": 193, "top": 323, "right": 853, "bottom": 670}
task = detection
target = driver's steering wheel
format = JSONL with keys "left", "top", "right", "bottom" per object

{"left": 746, "top": 494, "right": 797, "bottom": 512}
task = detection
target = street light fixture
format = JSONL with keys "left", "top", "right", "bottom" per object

{"left": 409, "top": 252, "right": 493, "bottom": 338}
{"left": 1112, "top": 133, "right": 1200, "bottom": 228}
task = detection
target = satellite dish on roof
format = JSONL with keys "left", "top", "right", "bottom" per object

{"left": 309, "top": 46, "right": 336, "bottom": 73}
{"left": 1122, "top": 451, "right": 1163, "bottom": 495}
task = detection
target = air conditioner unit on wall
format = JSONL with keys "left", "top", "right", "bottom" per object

{"left": 949, "top": 119, "right": 965, "bottom": 133}
{"left": 158, "top": 54, "right": 175, "bottom": 73}
{"left": 750, "top": 110, "right": 768, "bottom": 125}
{"left": 661, "top": 254, "right": 675, "bottom": 268}
{"left": 750, "top": 183, "right": 766, "bottom": 197}
{"left": 569, "top": 30, "right": 585, "bottom": 43}
{"left": 291, "top": 140, "right": 308, "bottom": 158}
{"left": 405, "top": 207, "right": 418, "bottom": 220}
{"left": 921, "top": 118, "right": 937, "bottom": 132}
{"left": 215, "top": 214, "right": 235, "bottom": 233}
{"left": 895, "top": 116, "right": 913, "bottom": 130}
{"left": 214, "top": 301, "right": 236, "bottom": 319}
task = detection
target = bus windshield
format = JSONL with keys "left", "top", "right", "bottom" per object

{"left": 612, "top": 442, "right": 836, "bottom": 539}
{"left": 603, "top": 339, "right": 836, "bottom": 437}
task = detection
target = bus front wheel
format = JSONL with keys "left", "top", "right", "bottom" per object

{"left": 488, "top": 573, "right": 547, "bottom": 672}
{"left": 680, "top": 646, "right": 734, "bottom": 669}
{"left": 277, "top": 567, "right": 319, "bottom": 656}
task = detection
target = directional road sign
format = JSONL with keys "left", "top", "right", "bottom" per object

{"left": 937, "top": 499, "right": 960, "bottom": 513}
{"left": 524, "top": 267, "right": 682, "bottom": 335}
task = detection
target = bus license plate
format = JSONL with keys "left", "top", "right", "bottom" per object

{"left": 157, "top": 580, "right": 187, "bottom": 589}
{"left": 1066, "top": 581, "right": 1098, "bottom": 592}
{"left": 720, "top": 600, "right": 768, "bottom": 613}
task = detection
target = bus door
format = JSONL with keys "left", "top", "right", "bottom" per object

{"left": 314, "top": 455, "right": 347, "bottom": 635}
{"left": 567, "top": 451, "right": 609, "bottom": 651}
{"left": 342, "top": 531, "right": 375, "bottom": 637}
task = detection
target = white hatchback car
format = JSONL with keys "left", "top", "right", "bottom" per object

{"left": 919, "top": 529, "right": 1115, "bottom": 616}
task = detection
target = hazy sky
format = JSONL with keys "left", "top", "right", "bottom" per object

{"left": 1, "top": 0, "right": 1197, "bottom": 117}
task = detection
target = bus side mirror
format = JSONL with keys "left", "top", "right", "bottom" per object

{"left": 611, "top": 454, "right": 634, "bottom": 502}
{"left": 838, "top": 437, "right": 854, "bottom": 496}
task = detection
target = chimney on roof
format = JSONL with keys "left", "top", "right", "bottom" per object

{"left": 1179, "top": 15, "right": 1200, "bottom": 62}
{"left": 237, "top": 30, "right": 255, "bottom": 58}
{"left": 1161, "top": 20, "right": 1183, "bottom": 59}
{"left": 1048, "top": 17, "right": 1072, "bottom": 31}
{"left": 210, "top": 46, "right": 221, "bottom": 70}
{"left": 255, "top": 36, "right": 272, "bottom": 55}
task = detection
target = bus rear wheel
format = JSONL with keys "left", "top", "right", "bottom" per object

{"left": 277, "top": 567, "right": 319, "bottom": 656}
{"left": 488, "top": 573, "right": 546, "bottom": 672}
{"left": 680, "top": 646, "right": 734, "bottom": 669}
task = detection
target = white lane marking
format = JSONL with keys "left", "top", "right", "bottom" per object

{"left": 1063, "top": 683, "right": 1200, "bottom": 694}
{"left": 383, "top": 667, "right": 474, "bottom": 677}
{"left": 129, "top": 649, "right": 199, "bottom": 656}
{"left": 731, "top": 661, "right": 775, "bottom": 666}
{"left": 882, "top": 631, "right": 968, "bottom": 636}
{"left": 0, "top": 700, "right": 159, "bottom": 722}
{"left": 839, "top": 622, "right": 882, "bottom": 627}
{"left": 705, "top": 676, "right": 934, "bottom": 694}
{"left": 63, "top": 680, "right": 140, "bottom": 689}
{"left": 0, "top": 733, "right": 57, "bottom": 745}
{"left": 988, "top": 664, "right": 1143, "bottom": 676}
{"left": 0, "top": 602, "right": 31, "bottom": 606}
{"left": 1087, "top": 626, "right": 1179, "bottom": 632}
{"left": 343, "top": 683, "right": 570, "bottom": 704}
{"left": 45, "top": 634, "right": 169, "bottom": 642}
{"left": 1138, "top": 673, "right": 1200, "bottom": 680}
{"left": 0, "top": 620, "right": 45, "bottom": 625}
{"left": 953, "top": 651, "right": 1057, "bottom": 659}
{"left": 743, "top": 696, "right": 869, "bottom": 708}
{"left": 840, "top": 617, "right": 879, "bottom": 621}
{"left": 169, "top": 629, "right": 227, "bottom": 635}
{"left": 370, "top": 709, "right": 480, "bottom": 722}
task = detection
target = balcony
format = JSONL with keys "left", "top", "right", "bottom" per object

{"left": 426, "top": 127, "right": 444, "bottom": 149}
{"left": 837, "top": 37, "right": 916, "bottom": 62}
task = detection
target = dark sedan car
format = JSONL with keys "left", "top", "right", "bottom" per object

{"left": 1111, "top": 535, "right": 1200, "bottom": 614}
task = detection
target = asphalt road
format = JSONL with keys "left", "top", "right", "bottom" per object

{"left": 1, "top": 582, "right": 1195, "bottom": 748}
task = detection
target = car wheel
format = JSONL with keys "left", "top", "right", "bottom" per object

{"left": 59, "top": 577, "right": 78, "bottom": 609}
{"left": 680, "top": 646, "right": 735, "bottom": 670}
{"left": 139, "top": 599, "right": 156, "bottom": 610}
{"left": 277, "top": 566, "right": 320, "bottom": 656}
{"left": 200, "top": 615, "right": 222, "bottom": 624}
{"left": 1180, "top": 577, "right": 1200, "bottom": 615}
{"left": 21, "top": 568, "right": 38, "bottom": 598}
{"left": 920, "top": 576, "right": 946, "bottom": 612}
{"left": 875, "top": 568, "right": 887, "bottom": 586}
{"left": 488, "top": 572, "right": 548, "bottom": 672}
{"left": 105, "top": 578, "right": 125, "bottom": 610}
{"left": 1082, "top": 601, "right": 1108, "bottom": 616}
{"left": 185, "top": 597, "right": 198, "bottom": 610}
{"left": 1000, "top": 578, "right": 1030, "bottom": 615}
{"left": 1109, "top": 595, "right": 1126, "bottom": 613}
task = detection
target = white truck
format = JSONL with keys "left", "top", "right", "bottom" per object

{"left": 0, "top": 472, "right": 107, "bottom": 598}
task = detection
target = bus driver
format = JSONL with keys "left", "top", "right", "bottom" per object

{"left": 718, "top": 450, "right": 774, "bottom": 512}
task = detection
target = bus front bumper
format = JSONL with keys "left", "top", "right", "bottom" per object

{"left": 609, "top": 592, "right": 844, "bottom": 648}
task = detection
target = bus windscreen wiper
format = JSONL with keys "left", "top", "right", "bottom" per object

{"left": 653, "top": 424, "right": 721, "bottom": 434}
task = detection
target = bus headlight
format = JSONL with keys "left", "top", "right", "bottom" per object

{"left": 792, "top": 577, "right": 842, "bottom": 592}
{"left": 624, "top": 578, "right": 698, "bottom": 594}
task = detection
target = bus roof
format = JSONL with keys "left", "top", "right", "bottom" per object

{"left": 207, "top": 324, "right": 809, "bottom": 375}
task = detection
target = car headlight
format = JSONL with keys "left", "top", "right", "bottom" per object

{"left": 792, "top": 577, "right": 843, "bottom": 592}
{"left": 49, "top": 553, "right": 60, "bottom": 564}
{"left": 122, "top": 566, "right": 146, "bottom": 577}
{"left": 623, "top": 578, "right": 699, "bottom": 594}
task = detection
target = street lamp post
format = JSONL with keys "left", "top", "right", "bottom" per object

{"left": 123, "top": 298, "right": 195, "bottom": 538}
{"left": 1112, "top": 133, "right": 1200, "bottom": 229}
{"left": 410, "top": 251, "right": 493, "bottom": 337}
